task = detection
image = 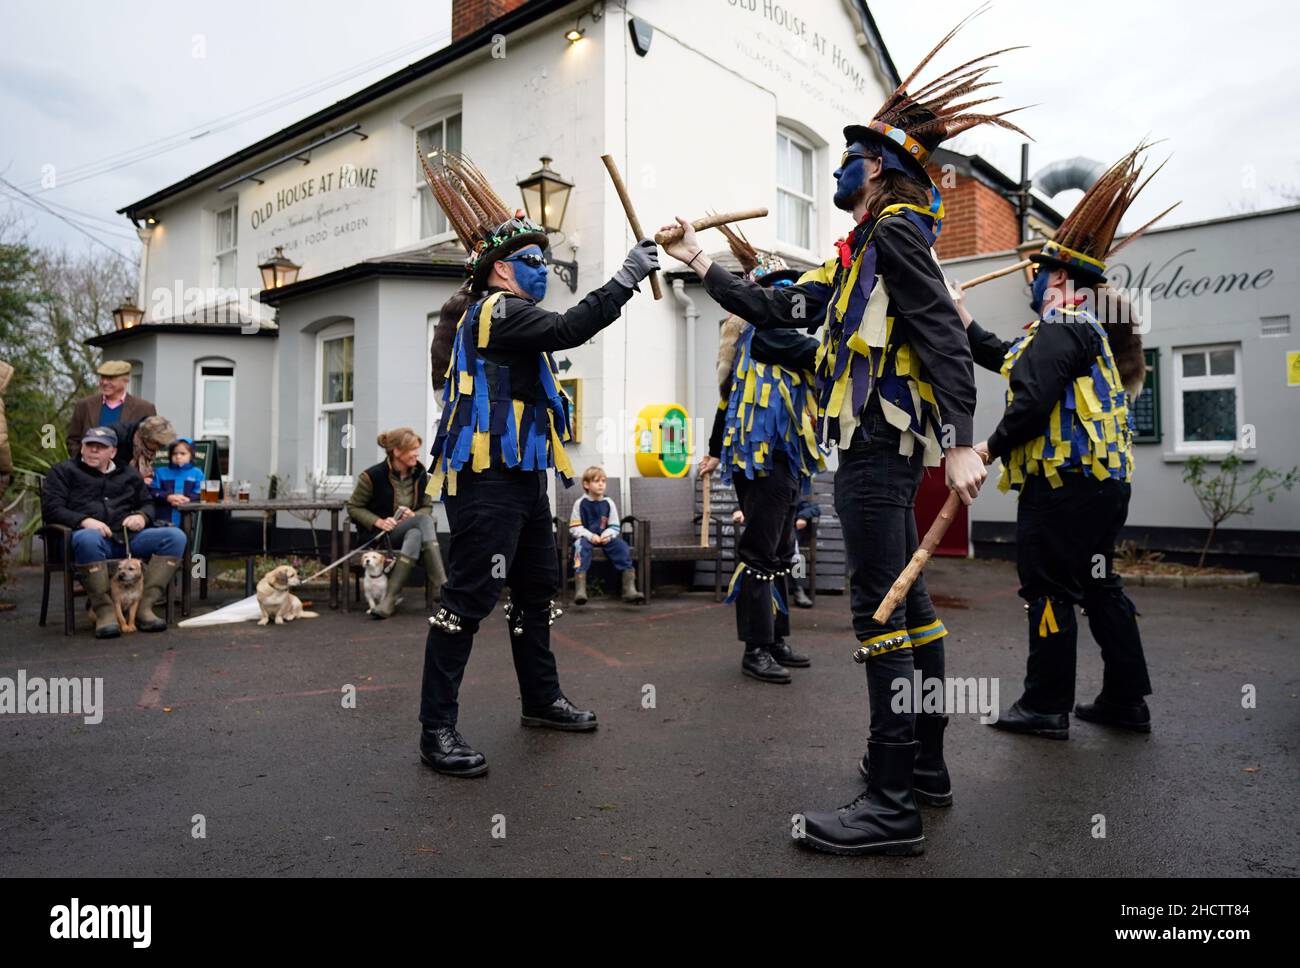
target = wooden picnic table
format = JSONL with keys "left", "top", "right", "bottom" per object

{"left": 175, "top": 498, "right": 351, "bottom": 617}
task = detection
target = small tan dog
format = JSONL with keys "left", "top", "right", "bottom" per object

{"left": 256, "top": 565, "right": 319, "bottom": 625}
{"left": 359, "top": 551, "right": 392, "bottom": 615}
{"left": 110, "top": 557, "right": 145, "bottom": 633}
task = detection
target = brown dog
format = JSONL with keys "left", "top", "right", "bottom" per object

{"left": 256, "top": 565, "right": 320, "bottom": 626}
{"left": 110, "top": 558, "right": 145, "bottom": 633}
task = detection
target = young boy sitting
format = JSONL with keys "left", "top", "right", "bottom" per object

{"left": 150, "top": 437, "right": 205, "bottom": 526}
{"left": 569, "top": 466, "right": 643, "bottom": 604}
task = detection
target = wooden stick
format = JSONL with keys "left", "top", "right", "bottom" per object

{"left": 700, "top": 471, "right": 712, "bottom": 547}
{"left": 653, "top": 209, "right": 769, "bottom": 246}
{"left": 869, "top": 490, "right": 962, "bottom": 628}
{"left": 959, "top": 258, "right": 1032, "bottom": 290}
{"left": 600, "top": 154, "right": 662, "bottom": 301}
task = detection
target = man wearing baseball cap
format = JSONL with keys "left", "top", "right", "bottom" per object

{"left": 41, "top": 425, "right": 185, "bottom": 638}
{"left": 67, "top": 360, "right": 156, "bottom": 457}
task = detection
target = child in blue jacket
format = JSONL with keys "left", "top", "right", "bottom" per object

{"left": 150, "top": 437, "right": 205, "bottom": 526}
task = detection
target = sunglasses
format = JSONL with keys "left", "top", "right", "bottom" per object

{"left": 505, "top": 252, "right": 547, "bottom": 269}
{"left": 839, "top": 149, "right": 869, "bottom": 168}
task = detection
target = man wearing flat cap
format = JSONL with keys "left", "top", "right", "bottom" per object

{"left": 41, "top": 425, "right": 186, "bottom": 638}
{"left": 67, "top": 360, "right": 156, "bottom": 457}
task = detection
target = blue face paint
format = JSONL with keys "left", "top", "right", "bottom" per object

{"left": 833, "top": 149, "right": 870, "bottom": 212}
{"left": 1029, "top": 270, "right": 1050, "bottom": 315}
{"left": 505, "top": 245, "right": 547, "bottom": 301}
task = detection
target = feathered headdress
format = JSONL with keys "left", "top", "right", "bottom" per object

{"left": 715, "top": 222, "right": 800, "bottom": 287}
{"left": 844, "top": 3, "right": 1030, "bottom": 182}
{"left": 1033, "top": 141, "right": 1180, "bottom": 282}
{"left": 417, "top": 145, "right": 548, "bottom": 289}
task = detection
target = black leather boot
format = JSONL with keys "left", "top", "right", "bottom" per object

{"left": 419, "top": 726, "right": 488, "bottom": 777}
{"left": 861, "top": 715, "right": 953, "bottom": 806}
{"left": 800, "top": 740, "right": 924, "bottom": 856}
{"left": 988, "top": 699, "right": 1069, "bottom": 739}
{"left": 768, "top": 639, "right": 810, "bottom": 668}
{"left": 742, "top": 645, "right": 791, "bottom": 683}
{"left": 521, "top": 694, "right": 598, "bottom": 731}
{"left": 1075, "top": 694, "right": 1151, "bottom": 732}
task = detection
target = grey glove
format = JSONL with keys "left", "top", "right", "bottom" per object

{"left": 612, "top": 239, "right": 660, "bottom": 290}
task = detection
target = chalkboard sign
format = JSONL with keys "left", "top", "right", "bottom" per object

{"left": 1132, "top": 348, "right": 1160, "bottom": 443}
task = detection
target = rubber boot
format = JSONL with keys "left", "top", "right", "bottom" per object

{"left": 135, "top": 555, "right": 180, "bottom": 632}
{"left": 620, "top": 568, "right": 644, "bottom": 603}
{"left": 421, "top": 540, "right": 447, "bottom": 603}
{"left": 77, "top": 562, "right": 120, "bottom": 639}
{"left": 372, "top": 554, "right": 414, "bottom": 619}
{"left": 857, "top": 714, "right": 952, "bottom": 807}
{"left": 573, "top": 572, "right": 588, "bottom": 605}
{"left": 800, "top": 741, "right": 924, "bottom": 856}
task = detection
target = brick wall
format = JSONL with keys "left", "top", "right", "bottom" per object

{"left": 926, "top": 163, "right": 1022, "bottom": 259}
{"left": 452, "top": 0, "right": 532, "bottom": 42}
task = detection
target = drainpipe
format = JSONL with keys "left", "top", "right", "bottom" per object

{"left": 671, "top": 278, "right": 698, "bottom": 451}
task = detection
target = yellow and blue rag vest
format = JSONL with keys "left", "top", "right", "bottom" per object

{"left": 808, "top": 204, "right": 946, "bottom": 465}
{"left": 718, "top": 324, "right": 825, "bottom": 493}
{"left": 427, "top": 290, "right": 575, "bottom": 498}
{"left": 997, "top": 306, "right": 1134, "bottom": 491}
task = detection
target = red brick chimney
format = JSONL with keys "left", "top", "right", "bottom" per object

{"left": 925, "top": 162, "right": 1023, "bottom": 260}
{"left": 453, "top": 0, "right": 533, "bottom": 42}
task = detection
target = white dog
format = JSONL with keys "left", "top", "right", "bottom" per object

{"left": 360, "top": 551, "right": 394, "bottom": 615}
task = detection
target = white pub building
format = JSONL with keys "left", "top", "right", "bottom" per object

{"left": 102, "top": 0, "right": 898, "bottom": 505}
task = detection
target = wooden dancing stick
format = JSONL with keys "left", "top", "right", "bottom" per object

{"left": 869, "top": 490, "right": 963, "bottom": 627}
{"left": 653, "top": 209, "right": 769, "bottom": 246}
{"left": 959, "top": 258, "right": 1032, "bottom": 290}
{"left": 600, "top": 154, "right": 663, "bottom": 301}
{"left": 700, "top": 471, "right": 712, "bottom": 547}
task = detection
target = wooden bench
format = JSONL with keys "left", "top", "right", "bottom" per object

{"left": 629, "top": 476, "right": 724, "bottom": 604}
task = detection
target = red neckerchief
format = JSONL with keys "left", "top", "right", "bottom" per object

{"left": 834, "top": 211, "right": 874, "bottom": 268}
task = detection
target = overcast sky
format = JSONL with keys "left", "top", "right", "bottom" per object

{"left": 3, "top": 0, "right": 1297, "bottom": 261}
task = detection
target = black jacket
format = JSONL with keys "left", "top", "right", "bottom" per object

{"left": 967, "top": 318, "right": 1099, "bottom": 460}
{"left": 702, "top": 216, "right": 977, "bottom": 445}
{"left": 708, "top": 325, "right": 821, "bottom": 457}
{"left": 479, "top": 278, "right": 634, "bottom": 402}
{"left": 41, "top": 458, "right": 156, "bottom": 532}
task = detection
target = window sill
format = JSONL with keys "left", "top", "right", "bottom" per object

{"left": 1161, "top": 450, "right": 1257, "bottom": 464}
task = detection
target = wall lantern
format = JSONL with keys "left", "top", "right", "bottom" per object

{"left": 259, "top": 245, "right": 301, "bottom": 290}
{"left": 112, "top": 297, "right": 144, "bottom": 331}
{"left": 517, "top": 156, "right": 579, "bottom": 293}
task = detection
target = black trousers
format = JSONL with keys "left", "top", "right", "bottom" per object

{"left": 835, "top": 401, "right": 945, "bottom": 743}
{"left": 1016, "top": 471, "right": 1152, "bottom": 713}
{"left": 731, "top": 453, "right": 799, "bottom": 648}
{"left": 418, "top": 468, "right": 562, "bottom": 728}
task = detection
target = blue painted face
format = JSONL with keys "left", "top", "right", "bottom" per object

{"left": 1029, "top": 268, "right": 1050, "bottom": 314}
{"left": 833, "top": 144, "right": 871, "bottom": 212}
{"left": 505, "top": 245, "right": 548, "bottom": 301}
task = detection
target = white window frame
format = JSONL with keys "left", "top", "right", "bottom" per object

{"left": 413, "top": 110, "right": 463, "bottom": 245}
{"left": 776, "top": 127, "right": 817, "bottom": 255}
{"left": 195, "top": 360, "right": 236, "bottom": 476}
{"left": 1172, "top": 343, "right": 1243, "bottom": 455}
{"left": 314, "top": 323, "right": 355, "bottom": 489}
{"left": 214, "top": 204, "right": 238, "bottom": 289}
